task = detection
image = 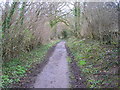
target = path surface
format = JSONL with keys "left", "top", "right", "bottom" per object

{"left": 34, "top": 41, "right": 70, "bottom": 88}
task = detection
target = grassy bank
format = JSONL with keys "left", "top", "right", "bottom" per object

{"left": 66, "top": 37, "right": 118, "bottom": 88}
{"left": 1, "top": 40, "right": 60, "bottom": 88}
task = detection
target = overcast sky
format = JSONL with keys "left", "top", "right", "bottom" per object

{"left": 0, "top": 0, "right": 118, "bottom": 3}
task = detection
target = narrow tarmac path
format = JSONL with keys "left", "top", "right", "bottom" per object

{"left": 34, "top": 41, "right": 70, "bottom": 88}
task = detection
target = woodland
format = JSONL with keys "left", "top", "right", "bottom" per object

{"left": 0, "top": 1, "right": 120, "bottom": 88}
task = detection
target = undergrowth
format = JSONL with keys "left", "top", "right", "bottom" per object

{"left": 66, "top": 37, "right": 118, "bottom": 88}
{"left": 1, "top": 40, "right": 60, "bottom": 88}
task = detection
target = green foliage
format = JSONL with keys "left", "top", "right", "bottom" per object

{"left": 2, "top": 40, "right": 60, "bottom": 88}
{"left": 89, "top": 79, "right": 102, "bottom": 88}
{"left": 66, "top": 38, "right": 118, "bottom": 88}
{"left": 61, "top": 30, "right": 67, "bottom": 39}
{"left": 67, "top": 56, "right": 71, "bottom": 63}
{"left": 78, "top": 60, "right": 86, "bottom": 66}
{"left": 73, "top": 6, "right": 80, "bottom": 17}
{"left": 50, "top": 17, "right": 69, "bottom": 28}
{"left": 2, "top": 2, "right": 35, "bottom": 61}
{"left": 1, "top": 75, "right": 13, "bottom": 88}
{"left": 50, "top": 19, "right": 58, "bottom": 28}
{"left": 2, "top": 27, "right": 36, "bottom": 61}
{"left": 15, "top": 65, "right": 26, "bottom": 75}
{"left": 2, "top": 2, "right": 18, "bottom": 31}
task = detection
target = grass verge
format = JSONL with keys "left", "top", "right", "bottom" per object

{"left": 66, "top": 37, "right": 118, "bottom": 88}
{"left": 1, "top": 40, "right": 60, "bottom": 88}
